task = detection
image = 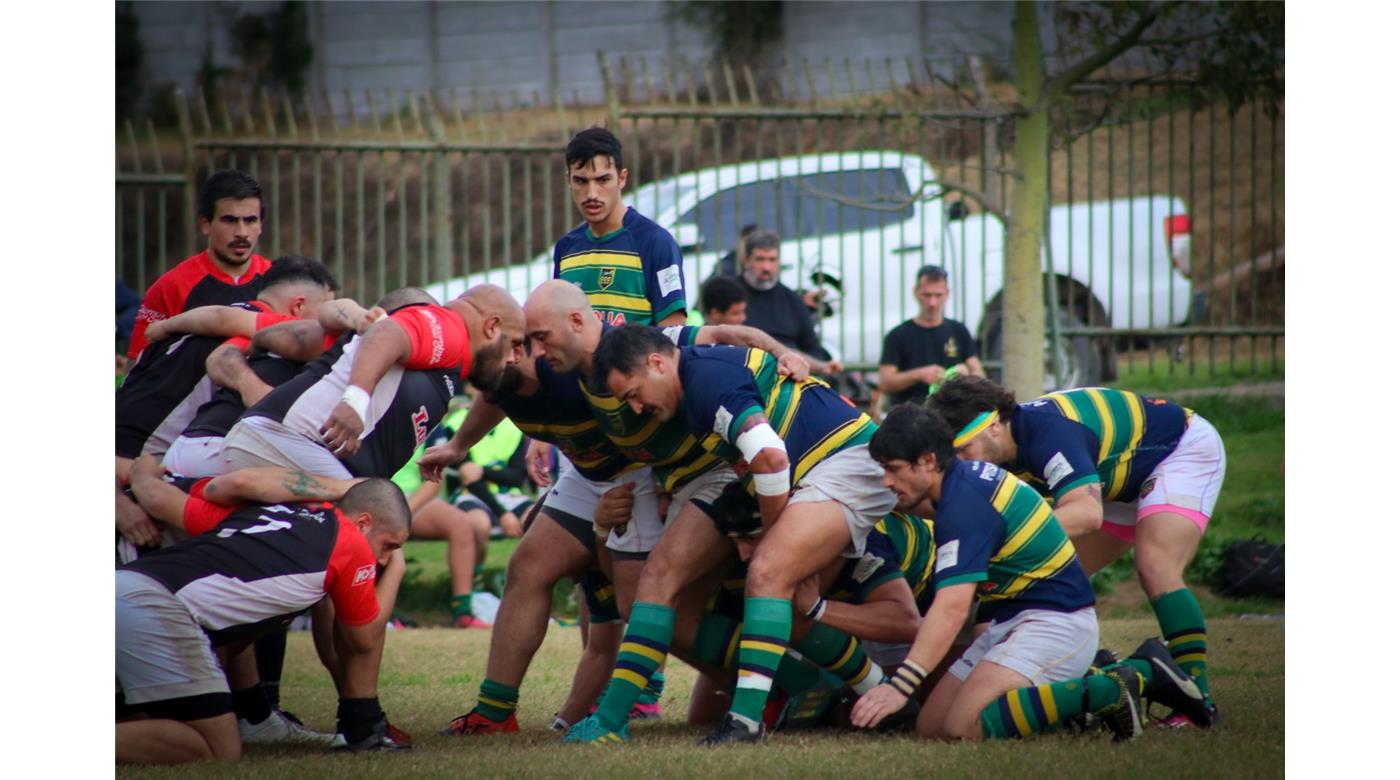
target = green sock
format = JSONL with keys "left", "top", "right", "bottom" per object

{"left": 729, "top": 597, "right": 793, "bottom": 726}
{"left": 450, "top": 594, "right": 473, "bottom": 620}
{"left": 638, "top": 671, "right": 666, "bottom": 705}
{"left": 474, "top": 678, "right": 518, "bottom": 722}
{"left": 792, "top": 622, "right": 884, "bottom": 694}
{"left": 979, "top": 675, "right": 1120, "bottom": 739}
{"left": 1153, "top": 588, "right": 1212, "bottom": 705}
{"left": 691, "top": 613, "right": 742, "bottom": 669}
{"left": 595, "top": 602, "right": 674, "bottom": 731}
{"left": 1101, "top": 658, "right": 1152, "bottom": 694}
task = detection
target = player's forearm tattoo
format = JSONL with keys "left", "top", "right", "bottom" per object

{"left": 282, "top": 470, "right": 332, "bottom": 498}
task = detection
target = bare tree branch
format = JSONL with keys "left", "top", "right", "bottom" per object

{"left": 1043, "top": 2, "right": 1169, "bottom": 102}
{"left": 793, "top": 178, "right": 1008, "bottom": 224}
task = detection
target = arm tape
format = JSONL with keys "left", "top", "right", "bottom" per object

{"left": 751, "top": 470, "right": 790, "bottom": 497}
{"left": 341, "top": 386, "right": 371, "bottom": 425}
{"left": 736, "top": 422, "right": 786, "bottom": 465}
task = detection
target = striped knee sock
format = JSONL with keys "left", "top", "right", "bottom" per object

{"left": 792, "top": 622, "right": 884, "bottom": 694}
{"left": 1153, "top": 588, "right": 1212, "bottom": 705}
{"left": 692, "top": 613, "right": 742, "bottom": 670}
{"left": 474, "top": 679, "right": 518, "bottom": 722}
{"left": 979, "top": 675, "right": 1120, "bottom": 739}
{"left": 729, "top": 597, "right": 792, "bottom": 726}
{"left": 595, "top": 602, "right": 674, "bottom": 732}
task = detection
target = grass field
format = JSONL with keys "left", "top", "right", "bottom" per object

{"left": 116, "top": 616, "right": 1284, "bottom": 779}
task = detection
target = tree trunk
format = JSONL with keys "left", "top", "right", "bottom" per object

{"left": 1004, "top": 1, "right": 1049, "bottom": 401}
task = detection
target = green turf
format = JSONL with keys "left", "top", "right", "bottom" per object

{"left": 115, "top": 616, "right": 1284, "bottom": 778}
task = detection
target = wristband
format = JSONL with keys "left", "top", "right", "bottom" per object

{"left": 806, "top": 597, "right": 828, "bottom": 623}
{"left": 751, "top": 470, "right": 790, "bottom": 496}
{"left": 341, "top": 385, "right": 371, "bottom": 425}
{"left": 549, "top": 714, "right": 570, "bottom": 732}
{"left": 889, "top": 659, "right": 928, "bottom": 698}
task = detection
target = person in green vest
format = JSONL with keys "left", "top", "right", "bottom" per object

{"left": 389, "top": 426, "right": 493, "bottom": 629}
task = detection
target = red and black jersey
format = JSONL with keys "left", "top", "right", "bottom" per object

{"left": 178, "top": 335, "right": 332, "bottom": 440}
{"left": 128, "top": 250, "right": 273, "bottom": 359}
{"left": 241, "top": 304, "right": 467, "bottom": 479}
{"left": 115, "top": 300, "right": 293, "bottom": 460}
{"left": 120, "top": 500, "right": 381, "bottom": 646}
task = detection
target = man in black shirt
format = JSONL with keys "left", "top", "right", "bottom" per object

{"left": 736, "top": 230, "right": 840, "bottom": 373}
{"left": 877, "top": 265, "right": 985, "bottom": 408}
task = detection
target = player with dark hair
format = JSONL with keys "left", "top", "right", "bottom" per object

{"left": 425, "top": 280, "right": 805, "bottom": 737}
{"left": 577, "top": 323, "right": 894, "bottom": 746}
{"left": 116, "top": 257, "right": 339, "bottom": 557}
{"left": 554, "top": 126, "right": 688, "bottom": 327}
{"left": 928, "top": 375, "right": 1226, "bottom": 727}
{"left": 849, "top": 404, "right": 1156, "bottom": 742}
{"left": 128, "top": 170, "right": 271, "bottom": 359}
{"left": 223, "top": 285, "right": 524, "bottom": 481}
{"left": 116, "top": 475, "right": 412, "bottom": 764}
{"left": 700, "top": 275, "right": 747, "bottom": 326}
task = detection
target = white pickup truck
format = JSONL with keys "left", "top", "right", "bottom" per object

{"left": 428, "top": 150, "right": 1194, "bottom": 389}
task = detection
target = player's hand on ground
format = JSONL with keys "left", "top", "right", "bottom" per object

{"left": 525, "top": 439, "right": 553, "bottom": 487}
{"left": 850, "top": 683, "right": 909, "bottom": 729}
{"left": 594, "top": 482, "right": 636, "bottom": 530}
{"left": 418, "top": 440, "right": 467, "bottom": 482}
{"left": 777, "top": 352, "right": 812, "bottom": 382}
{"left": 117, "top": 498, "right": 161, "bottom": 547}
{"left": 321, "top": 402, "right": 366, "bottom": 458}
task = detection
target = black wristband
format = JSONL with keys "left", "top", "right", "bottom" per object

{"left": 337, "top": 697, "right": 385, "bottom": 744}
{"left": 889, "top": 660, "right": 928, "bottom": 698}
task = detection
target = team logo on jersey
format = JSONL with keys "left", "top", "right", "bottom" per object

{"left": 945, "top": 337, "right": 959, "bottom": 359}
{"left": 352, "top": 564, "right": 376, "bottom": 586}
{"left": 598, "top": 267, "right": 616, "bottom": 290}
{"left": 412, "top": 406, "right": 430, "bottom": 446}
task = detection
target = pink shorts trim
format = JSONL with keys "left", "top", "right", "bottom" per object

{"left": 1102, "top": 505, "right": 1210, "bottom": 542}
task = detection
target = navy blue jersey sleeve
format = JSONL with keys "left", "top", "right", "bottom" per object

{"left": 681, "top": 353, "right": 768, "bottom": 444}
{"left": 661, "top": 324, "right": 700, "bottom": 347}
{"left": 1017, "top": 411, "right": 1102, "bottom": 499}
{"left": 551, "top": 239, "right": 566, "bottom": 278}
{"left": 931, "top": 486, "right": 1004, "bottom": 590}
{"left": 641, "top": 228, "right": 687, "bottom": 323}
{"left": 833, "top": 530, "right": 905, "bottom": 602}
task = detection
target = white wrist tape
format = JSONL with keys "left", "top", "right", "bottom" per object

{"left": 751, "top": 470, "right": 790, "bottom": 496}
{"left": 806, "top": 597, "right": 828, "bottom": 622}
{"left": 341, "top": 386, "right": 371, "bottom": 425}
{"left": 736, "top": 422, "right": 786, "bottom": 465}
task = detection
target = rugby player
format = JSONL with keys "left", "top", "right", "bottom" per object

{"left": 579, "top": 324, "right": 897, "bottom": 746}
{"left": 850, "top": 404, "right": 1144, "bottom": 741}
{"left": 554, "top": 127, "right": 687, "bottom": 327}
{"left": 128, "top": 170, "right": 272, "bottom": 359}
{"left": 116, "top": 257, "right": 338, "bottom": 556}
{"left": 116, "top": 476, "right": 412, "bottom": 763}
{"left": 929, "top": 376, "right": 1225, "bottom": 727}
{"left": 423, "top": 280, "right": 804, "bottom": 736}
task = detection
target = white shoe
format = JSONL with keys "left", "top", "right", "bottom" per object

{"left": 239, "top": 710, "right": 337, "bottom": 745}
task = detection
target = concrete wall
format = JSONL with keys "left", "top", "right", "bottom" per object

{"left": 127, "top": 1, "right": 1097, "bottom": 109}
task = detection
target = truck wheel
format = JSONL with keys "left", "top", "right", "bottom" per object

{"left": 982, "top": 305, "right": 1103, "bottom": 391}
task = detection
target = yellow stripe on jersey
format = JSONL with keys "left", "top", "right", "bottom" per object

{"left": 997, "top": 540, "right": 1076, "bottom": 599}
{"left": 1107, "top": 394, "right": 1146, "bottom": 499}
{"left": 514, "top": 419, "right": 599, "bottom": 436}
{"left": 585, "top": 293, "right": 653, "bottom": 315}
{"left": 990, "top": 471, "right": 1018, "bottom": 513}
{"left": 744, "top": 347, "right": 767, "bottom": 375}
{"left": 558, "top": 251, "right": 643, "bottom": 272}
{"left": 792, "top": 415, "right": 872, "bottom": 484}
{"left": 663, "top": 453, "right": 723, "bottom": 487}
{"left": 770, "top": 382, "right": 806, "bottom": 438}
{"left": 1087, "top": 389, "right": 1115, "bottom": 464}
{"left": 994, "top": 500, "right": 1053, "bottom": 560}
{"left": 1049, "top": 392, "right": 1081, "bottom": 422}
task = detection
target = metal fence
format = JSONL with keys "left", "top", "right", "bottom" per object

{"left": 116, "top": 53, "right": 1283, "bottom": 384}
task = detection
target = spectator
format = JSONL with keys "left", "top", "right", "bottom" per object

{"left": 735, "top": 229, "right": 840, "bottom": 373}
{"left": 709, "top": 223, "right": 757, "bottom": 280}
{"left": 699, "top": 275, "right": 747, "bottom": 326}
{"left": 876, "top": 265, "right": 985, "bottom": 408}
